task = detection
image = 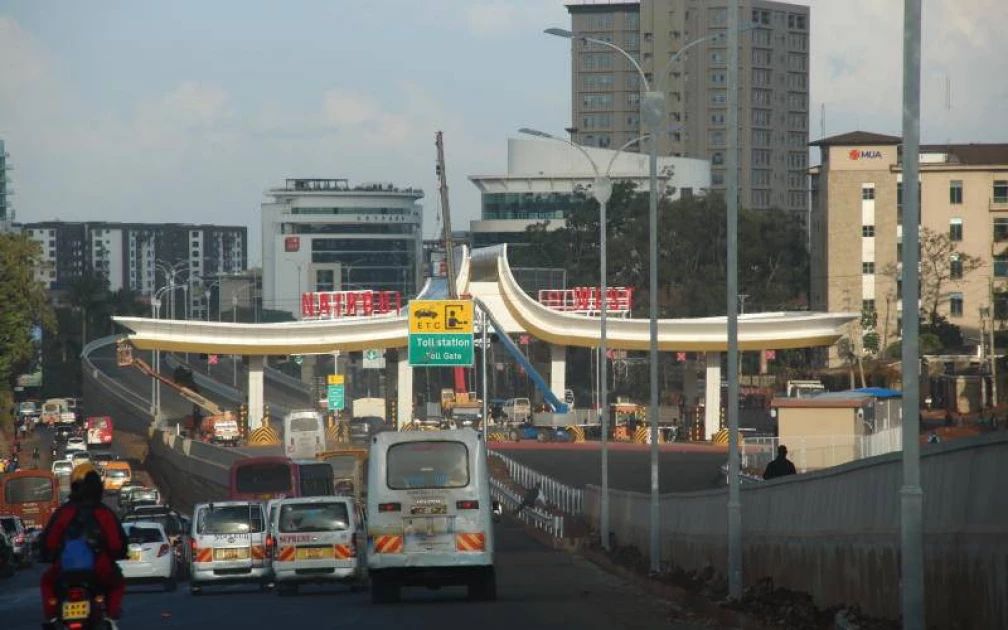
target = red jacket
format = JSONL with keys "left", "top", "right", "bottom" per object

{"left": 40, "top": 500, "right": 129, "bottom": 566}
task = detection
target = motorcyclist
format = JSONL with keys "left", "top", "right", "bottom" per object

{"left": 39, "top": 462, "right": 128, "bottom": 628}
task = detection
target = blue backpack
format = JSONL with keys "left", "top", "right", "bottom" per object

{"left": 59, "top": 505, "right": 101, "bottom": 572}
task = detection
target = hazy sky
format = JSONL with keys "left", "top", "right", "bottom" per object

{"left": 2, "top": 0, "right": 1005, "bottom": 265}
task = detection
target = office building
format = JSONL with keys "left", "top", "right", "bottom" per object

{"left": 1, "top": 139, "right": 11, "bottom": 231}
{"left": 468, "top": 136, "right": 710, "bottom": 248}
{"left": 21, "top": 221, "right": 247, "bottom": 317}
{"left": 565, "top": 0, "right": 810, "bottom": 220}
{"left": 261, "top": 178, "right": 424, "bottom": 318}
{"left": 809, "top": 131, "right": 1008, "bottom": 364}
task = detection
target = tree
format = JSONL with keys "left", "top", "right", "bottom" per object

{"left": 882, "top": 226, "right": 983, "bottom": 326}
{"left": 0, "top": 233, "right": 57, "bottom": 388}
{"left": 67, "top": 269, "right": 110, "bottom": 346}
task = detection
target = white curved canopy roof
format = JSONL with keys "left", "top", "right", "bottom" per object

{"left": 115, "top": 245, "right": 857, "bottom": 354}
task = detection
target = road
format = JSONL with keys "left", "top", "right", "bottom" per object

{"left": 493, "top": 444, "right": 728, "bottom": 493}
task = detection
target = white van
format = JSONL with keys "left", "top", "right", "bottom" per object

{"left": 267, "top": 496, "right": 366, "bottom": 594}
{"left": 283, "top": 410, "right": 327, "bottom": 460}
{"left": 189, "top": 501, "right": 271, "bottom": 595}
{"left": 367, "top": 429, "right": 496, "bottom": 603}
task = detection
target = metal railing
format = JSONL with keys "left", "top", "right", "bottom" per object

{"left": 490, "top": 450, "right": 584, "bottom": 515}
{"left": 489, "top": 477, "right": 565, "bottom": 538}
{"left": 82, "top": 335, "right": 153, "bottom": 417}
{"left": 741, "top": 431, "right": 905, "bottom": 474}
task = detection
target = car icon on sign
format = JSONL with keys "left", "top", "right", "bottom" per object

{"left": 415, "top": 308, "right": 438, "bottom": 319}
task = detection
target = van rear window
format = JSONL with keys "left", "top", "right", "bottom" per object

{"left": 387, "top": 441, "right": 469, "bottom": 490}
{"left": 199, "top": 505, "right": 264, "bottom": 534}
{"left": 278, "top": 503, "right": 349, "bottom": 533}
{"left": 290, "top": 416, "right": 320, "bottom": 432}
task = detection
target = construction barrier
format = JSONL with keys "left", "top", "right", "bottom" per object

{"left": 567, "top": 425, "right": 585, "bottom": 443}
{"left": 712, "top": 428, "right": 745, "bottom": 446}
{"left": 487, "top": 431, "right": 509, "bottom": 442}
{"left": 249, "top": 425, "right": 281, "bottom": 446}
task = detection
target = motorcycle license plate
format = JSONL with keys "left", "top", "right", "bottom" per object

{"left": 62, "top": 600, "right": 90, "bottom": 619}
{"left": 296, "top": 547, "right": 328, "bottom": 560}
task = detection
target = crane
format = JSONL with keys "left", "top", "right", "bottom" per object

{"left": 435, "top": 132, "right": 469, "bottom": 396}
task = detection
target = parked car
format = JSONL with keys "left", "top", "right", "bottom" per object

{"left": 0, "top": 515, "right": 32, "bottom": 568}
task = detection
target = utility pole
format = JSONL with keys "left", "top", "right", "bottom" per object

{"left": 990, "top": 276, "right": 999, "bottom": 407}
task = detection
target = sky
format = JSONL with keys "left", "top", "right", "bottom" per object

{"left": 1, "top": 0, "right": 1006, "bottom": 266}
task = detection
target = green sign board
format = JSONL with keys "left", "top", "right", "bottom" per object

{"left": 408, "top": 333, "right": 474, "bottom": 367}
{"left": 327, "top": 383, "right": 345, "bottom": 410}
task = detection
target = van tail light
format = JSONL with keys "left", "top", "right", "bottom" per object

{"left": 190, "top": 538, "right": 198, "bottom": 553}
{"left": 157, "top": 544, "right": 170, "bottom": 557}
{"left": 378, "top": 502, "right": 401, "bottom": 513}
{"left": 456, "top": 500, "right": 479, "bottom": 510}
{"left": 266, "top": 535, "right": 276, "bottom": 557}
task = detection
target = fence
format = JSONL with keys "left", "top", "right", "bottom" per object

{"left": 489, "top": 477, "right": 565, "bottom": 538}
{"left": 741, "top": 430, "right": 905, "bottom": 474}
{"left": 490, "top": 450, "right": 584, "bottom": 515}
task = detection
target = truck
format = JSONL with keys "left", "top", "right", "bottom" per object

{"left": 351, "top": 397, "right": 386, "bottom": 421}
{"left": 85, "top": 416, "right": 114, "bottom": 448}
{"left": 316, "top": 447, "right": 369, "bottom": 502}
{"left": 204, "top": 414, "right": 240, "bottom": 446}
{"left": 441, "top": 388, "right": 482, "bottom": 420}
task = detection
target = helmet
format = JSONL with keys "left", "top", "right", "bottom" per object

{"left": 71, "top": 462, "right": 99, "bottom": 484}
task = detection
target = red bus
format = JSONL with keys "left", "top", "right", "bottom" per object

{"left": 0, "top": 470, "right": 61, "bottom": 529}
{"left": 86, "top": 416, "right": 114, "bottom": 448}
{"left": 228, "top": 457, "right": 334, "bottom": 501}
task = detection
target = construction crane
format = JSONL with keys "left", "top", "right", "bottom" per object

{"left": 435, "top": 132, "right": 469, "bottom": 396}
{"left": 116, "top": 339, "right": 234, "bottom": 438}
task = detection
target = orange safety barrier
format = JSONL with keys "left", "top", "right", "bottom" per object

{"left": 455, "top": 532, "right": 486, "bottom": 552}
{"left": 373, "top": 535, "right": 403, "bottom": 554}
{"left": 333, "top": 544, "right": 354, "bottom": 559}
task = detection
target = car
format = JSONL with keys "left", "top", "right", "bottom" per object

{"left": 54, "top": 424, "right": 74, "bottom": 443}
{"left": 69, "top": 451, "right": 92, "bottom": 467}
{"left": 101, "top": 461, "right": 133, "bottom": 492}
{"left": 0, "top": 529, "right": 15, "bottom": 577}
{"left": 89, "top": 451, "right": 117, "bottom": 468}
{"left": 0, "top": 515, "right": 33, "bottom": 568}
{"left": 65, "top": 437, "right": 87, "bottom": 453}
{"left": 123, "top": 506, "right": 191, "bottom": 576}
{"left": 118, "top": 521, "right": 177, "bottom": 591}
{"left": 348, "top": 416, "right": 388, "bottom": 446}
{"left": 51, "top": 459, "right": 74, "bottom": 478}
{"left": 414, "top": 308, "right": 438, "bottom": 319}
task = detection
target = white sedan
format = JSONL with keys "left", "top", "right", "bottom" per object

{"left": 51, "top": 459, "right": 74, "bottom": 477}
{"left": 65, "top": 437, "right": 87, "bottom": 453}
{"left": 118, "top": 522, "right": 177, "bottom": 591}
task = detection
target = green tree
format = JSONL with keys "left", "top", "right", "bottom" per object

{"left": 67, "top": 269, "right": 111, "bottom": 346}
{"left": 0, "top": 233, "right": 57, "bottom": 388}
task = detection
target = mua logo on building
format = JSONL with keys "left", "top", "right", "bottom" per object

{"left": 849, "top": 149, "right": 883, "bottom": 160}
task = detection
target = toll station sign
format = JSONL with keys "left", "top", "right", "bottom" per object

{"left": 408, "top": 300, "right": 474, "bottom": 366}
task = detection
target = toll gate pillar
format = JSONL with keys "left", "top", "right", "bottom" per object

{"left": 248, "top": 355, "right": 265, "bottom": 431}
{"left": 704, "top": 352, "right": 721, "bottom": 441}
{"left": 550, "top": 344, "right": 567, "bottom": 404}
{"left": 397, "top": 351, "right": 412, "bottom": 429}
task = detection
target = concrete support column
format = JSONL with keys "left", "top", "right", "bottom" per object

{"left": 248, "top": 355, "right": 265, "bottom": 431}
{"left": 759, "top": 350, "right": 769, "bottom": 374}
{"left": 683, "top": 358, "right": 698, "bottom": 406}
{"left": 550, "top": 344, "right": 567, "bottom": 406}
{"left": 397, "top": 351, "right": 413, "bottom": 429}
{"left": 704, "top": 351, "right": 721, "bottom": 441}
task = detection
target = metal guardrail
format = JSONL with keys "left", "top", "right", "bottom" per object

{"left": 82, "top": 335, "right": 153, "bottom": 417}
{"left": 490, "top": 450, "right": 584, "bottom": 516}
{"left": 489, "top": 477, "right": 565, "bottom": 539}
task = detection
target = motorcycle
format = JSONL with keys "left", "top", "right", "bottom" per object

{"left": 45, "top": 574, "right": 116, "bottom": 630}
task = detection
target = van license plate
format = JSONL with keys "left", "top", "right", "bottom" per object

{"left": 214, "top": 548, "right": 248, "bottom": 560}
{"left": 296, "top": 547, "right": 328, "bottom": 560}
{"left": 62, "top": 601, "right": 90, "bottom": 619}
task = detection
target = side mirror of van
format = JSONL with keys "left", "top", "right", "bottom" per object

{"left": 492, "top": 500, "right": 502, "bottom": 523}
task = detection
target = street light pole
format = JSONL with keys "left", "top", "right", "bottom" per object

{"left": 900, "top": 0, "right": 925, "bottom": 627}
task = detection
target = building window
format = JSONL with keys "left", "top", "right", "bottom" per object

{"left": 994, "top": 180, "right": 1008, "bottom": 203}
{"left": 862, "top": 299, "right": 875, "bottom": 313}
{"left": 949, "top": 218, "right": 963, "bottom": 241}
{"left": 950, "top": 254, "right": 963, "bottom": 280}
{"left": 862, "top": 185, "right": 875, "bottom": 201}
{"left": 949, "top": 292, "right": 964, "bottom": 317}
{"left": 711, "top": 152, "right": 724, "bottom": 166}
{"left": 949, "top": 180, "right": 963, "bottom": 204}
{"left": 862, "top": 225, "right": 875, "bottom": 237}
{"left": 994, "top": 218, "right": 1008, "bottom": 242}
{"left": 995, "top": 254, "right": 1008, "bottom": 278}
{"left": 862, "top": 262, "right": 875, "bottom": 275}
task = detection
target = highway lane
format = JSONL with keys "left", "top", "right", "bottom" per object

{"left": 493, "top": 444, "right": 728, "bottom": 493}
{"left": 2, "top": 517, "right": 713, "bottom": 630}
{"left": 174, "top": 354, "right": 313, "bottom": 413}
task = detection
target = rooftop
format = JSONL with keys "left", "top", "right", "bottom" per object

{"left": 272, "top": 178, "right": 423, "bottom": 196}
{"left": 811, "top": 131, "right": 1008, "bottom": 166}
{"left": 809, "top": 131, "right": 902, "bottom": 147}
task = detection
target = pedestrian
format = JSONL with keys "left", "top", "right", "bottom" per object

{"left": 762, "top": 445, "right": 797, "bottom": 480}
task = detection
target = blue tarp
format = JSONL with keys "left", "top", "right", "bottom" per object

{"left": 853, "top": 387, "right": 903, "bottom": 399}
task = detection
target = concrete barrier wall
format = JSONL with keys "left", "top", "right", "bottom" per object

{"left": 585, "top": 433, "right": 1008, "bottom": 628}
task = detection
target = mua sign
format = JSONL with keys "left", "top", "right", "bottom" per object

{"left": 848, "top": 149, "right": 884, "bottom": 160}
{"left": 301, "top": 290, "right": 401, "bottom": 319}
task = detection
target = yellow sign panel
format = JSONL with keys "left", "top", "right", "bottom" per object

{"left": 327, "top": 374, "right": 345, "bottom": 386}
{"left": 409, "top": 300, "right": 473, "bottom": 334}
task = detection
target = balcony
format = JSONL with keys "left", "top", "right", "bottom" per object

{"left": 991, "top": 197, "right": 1008, "bottom": 212}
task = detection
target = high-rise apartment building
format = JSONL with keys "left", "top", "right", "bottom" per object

{"left": 20, "top": 221, "right": 247, "bottom": 317}
{"left": 566, "top": 0, "right": 810, "bottom": 220}
{"left": 809, "top": 131, "right": 1008, "bottom": 365}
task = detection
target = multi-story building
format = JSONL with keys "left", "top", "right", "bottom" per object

{"left": 809, "top": 131, "right": 1008, "bottom": 362}
{"left": 566, "top": 0, "right": 810, "bottom": 221}
{"left": 468, "top": 136, "right": 710, "bottom": 248}
{"left": 261, "top": 178, "right": 424, "bottom": 318}
{"left": 21, "top": 221, "right": 247, "bottom": 317}
{"left": 1, "top": 139, "right": 11, "bottom": 230}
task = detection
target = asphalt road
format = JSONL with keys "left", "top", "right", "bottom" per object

{"left": 494, "top": 445, "right": 728, "bottom": 493}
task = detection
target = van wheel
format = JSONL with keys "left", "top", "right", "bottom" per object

{"left": 371, "top": 576, "right": 400, "bottom": 604}
{"left": 467, "top": 568, "right": 497, "bottom": 601}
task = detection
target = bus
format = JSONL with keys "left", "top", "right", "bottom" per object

{"left": 282, "top": 410, "right": 327, "bottom": 460}
{"left": 316, "top": 447, "right": 369, "bottom": 501}
{"left": 228, "top": 457, "right": 334, "bottom": 501}
{"left": 40, "top": 398, "right": 68, "bottom": 427}
{"left": 86, "top": 416, "right": 114, "bottom": 448}
{"left": 0, "top": 470, "right": 61, "bottom": 529}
